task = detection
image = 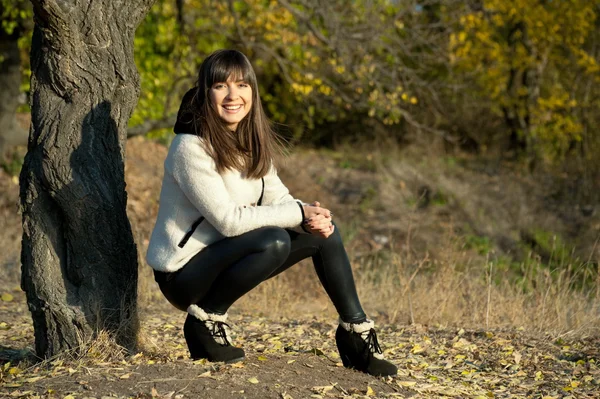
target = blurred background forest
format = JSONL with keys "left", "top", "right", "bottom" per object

{"left": 1, "top": 0, "right": 599, "bottom": 333}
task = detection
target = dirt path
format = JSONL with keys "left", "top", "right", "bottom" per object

{"left": 2, "top": 287, "right": 599, "bottom": 398}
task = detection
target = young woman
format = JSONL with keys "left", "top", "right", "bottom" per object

{"left": 146, "top": 49, "right": 397, "bottom": 377}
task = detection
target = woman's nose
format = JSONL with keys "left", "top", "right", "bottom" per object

{"left": 225, "top": 86, "right": 239, "bottom": 100}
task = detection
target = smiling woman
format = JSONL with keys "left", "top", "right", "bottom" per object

{"left": 145, "top": 49, "right": 397, "bottom": 377}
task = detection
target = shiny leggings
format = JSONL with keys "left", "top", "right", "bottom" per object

{"left": 154, "top": 224, "right": 367, "bottom": 323}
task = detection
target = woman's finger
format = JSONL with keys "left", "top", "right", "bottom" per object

{"left": 307, "top": 218, "right": 331, "bottom": 230}
{"left": 306, "top": 206, "right": 331, "bottom": 218}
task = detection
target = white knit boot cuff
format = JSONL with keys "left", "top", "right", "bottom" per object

{"left": 187, "top": 304, "right": 229, "bottom": 323}
{"left": 339, "top": 318, "right": 374, "bottom": 333}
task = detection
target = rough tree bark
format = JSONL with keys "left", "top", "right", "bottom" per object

{"left": 20, "top": 0, "right": 155, "bottom": 358}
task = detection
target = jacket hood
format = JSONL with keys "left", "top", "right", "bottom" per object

{"left": 174, "top": 87, "right": 197, "bottom": 135}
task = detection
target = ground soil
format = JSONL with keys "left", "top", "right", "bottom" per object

{"left": 2, "top": 288, "right": 599, "bottom": 398}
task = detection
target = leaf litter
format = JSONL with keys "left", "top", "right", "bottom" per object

{"left": 1, "top": 290, "right": 599, "bottom": 398}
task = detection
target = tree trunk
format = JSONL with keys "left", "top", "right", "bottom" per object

{"left": 20, "top": 0, "right": 154, "bottom": 358}
{"left": 0, "top": 19, "right": 28, "bottom": 159}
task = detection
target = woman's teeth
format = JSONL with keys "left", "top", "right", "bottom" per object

{"left": 224, "top": 105, "right": 242, "bottom": 110}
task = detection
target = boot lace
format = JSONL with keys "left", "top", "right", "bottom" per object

{"left": 362, "top": 328, "right": 383, "bottom": 357}
{"left": 206, "top": 321, "right": 232, "bottom": 346}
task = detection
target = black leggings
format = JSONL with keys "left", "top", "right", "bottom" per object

{"left": 154, "top": 224, "right": 367, "bottom": 323}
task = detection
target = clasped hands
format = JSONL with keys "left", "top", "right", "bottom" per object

{"left": 302, "top": 201, "right": 334, "bottom": 238}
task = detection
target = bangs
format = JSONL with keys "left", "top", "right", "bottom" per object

{"left": 207, "top": 50, "right": 253, "bottom": 86}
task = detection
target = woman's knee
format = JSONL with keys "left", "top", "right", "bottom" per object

{"left": 254, "top": 227, "right": 291, "bottom": 259}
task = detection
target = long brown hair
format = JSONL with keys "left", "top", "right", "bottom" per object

{"left": 178, "top": 49, "right": 283, "bottom": 179}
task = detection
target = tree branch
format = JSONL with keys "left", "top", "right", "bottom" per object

{"left": 127, "top": 115, "right": 176, "bottom": 138}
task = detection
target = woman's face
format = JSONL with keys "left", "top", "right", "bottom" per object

{"left": 209, "top": 76, "right": 253, "bottom": 131}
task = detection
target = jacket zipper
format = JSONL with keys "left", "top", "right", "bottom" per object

{"left": 178, "top": 216, "right": 205, "bottom": 248}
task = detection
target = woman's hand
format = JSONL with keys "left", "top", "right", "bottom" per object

{"left": 302, "top": 202, "right": 330, "bottom": 219}
{"left": 302, "top": 201, "right": 334, "bottom": 238}
{"left": 304, "top": 214, "right": 334, "bottom": 238}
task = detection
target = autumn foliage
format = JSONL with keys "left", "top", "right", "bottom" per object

{"left": 125, "top": 0, "right": 600, "bottom": 170}
{"left": 2, "top": 0, "right": 599, "bottom": 172}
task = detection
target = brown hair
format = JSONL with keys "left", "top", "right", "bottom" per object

{"left": 179, "top": 49, "right": 283, "bottom": 178}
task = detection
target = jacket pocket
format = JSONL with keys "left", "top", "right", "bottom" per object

{"left": 178, "top": 217, "right": 205, "bottom": 248}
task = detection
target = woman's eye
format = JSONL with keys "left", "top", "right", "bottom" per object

{"left": 213, "top": 83, "right": 226, "bottom": 89}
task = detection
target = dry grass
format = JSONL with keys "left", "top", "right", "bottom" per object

{"left": 3, "top": 136, "right": 598, "bottom": 348}
{"left": 129, "top": 137, "right": 599, "bottom": 338}
{"left": 224, "top": 231, "right": 600, "bottom": 338}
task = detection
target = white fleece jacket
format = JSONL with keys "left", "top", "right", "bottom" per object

{"left": 146, "top": 134, "right": 305, "bottom": 272}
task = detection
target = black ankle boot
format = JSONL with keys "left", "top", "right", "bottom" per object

{"left": 336, "top": 319, "right": 397, "bottom": 377}
{"left": 184, "top": 305, "right": 245, "bottom": 363}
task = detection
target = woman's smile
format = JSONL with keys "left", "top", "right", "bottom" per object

{"left": 222, "top": 104, "right": 243, "bottom": 112}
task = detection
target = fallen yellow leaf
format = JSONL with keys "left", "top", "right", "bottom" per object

{"left": 535, "top": 371, "right": 544, "bottom": 381}
{"left": 1, "top": 293, "right": 14, "bottom": 302}
{"left": 312, "top": 386, "right": 334, "bottom": 393}
{"left": 398, "top": 381, "right": 416, "bottom": 387}
{"left": 248, "top": 377, "right": 259, "bottom": 384}
{"left": 4, "top": 383, "right": 22, "bottom": 388}
{"left": 366, "top": 386, "right": 375, "bottom": 396}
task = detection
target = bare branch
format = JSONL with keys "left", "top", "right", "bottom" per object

{"left": 127, "top": 115, "right": 176, "bottom": 138}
